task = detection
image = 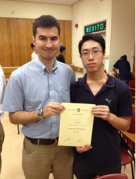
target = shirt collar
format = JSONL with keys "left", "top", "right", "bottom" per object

{"left": 35, "top": 58, "right": 58, "bottom": 73}
{"left": 78, "top": 73, "right": 116, "bottom": 88}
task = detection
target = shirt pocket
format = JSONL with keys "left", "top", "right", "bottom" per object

{"left": 59, "top": 86, "right": 70, "bottom": 103}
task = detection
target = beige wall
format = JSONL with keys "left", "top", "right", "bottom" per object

{"left": 109, "top": 0, "right": 135, "bottom": 72}
{"left": 72, "top": 0, "right": 135, "bottom": 77}
{"left": 0, "top": 1, "right": 72, "bottom": 19}
{"left": 0, "top": 0, "right": 135, "bottom": 79}
{"left": 72, "top": 0, "right": 111, "bottom": 75}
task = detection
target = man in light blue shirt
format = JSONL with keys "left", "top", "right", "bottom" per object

{"left": 2, "top": 15, "right": 75, "bottom": 179}
{"left": 0, "top": 65, "right": 6, "bottom": 173}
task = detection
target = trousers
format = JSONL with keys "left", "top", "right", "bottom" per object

{"left": 74, "top": 159, "right": 121, "bottom": 179}
{"left": 0, "top": 122, "right": 4, "bottom": 173}
{"left": 22, "top": 137, "right": 74, "bottom": 179}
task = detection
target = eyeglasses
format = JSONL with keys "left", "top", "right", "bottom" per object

{"left": 81, "top": 49, "right": 103, "bottom": 57}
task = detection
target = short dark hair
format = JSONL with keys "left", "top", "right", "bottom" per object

{"left": 33, "top": 15, "right": 60, "bottom": 37}
{"left": 121, "top": 55, "right": 127, "bottom": 60}
{"left": 78, "top": 34, "right": 105, "bottom": 54}
{"left": 60, "top": 46, "right": 66, "bottom": 53}
{"left": 123, "top": 55, "right": 127, "bottom": 60}
{"left": 30, "top": 43, "right": 35, "bottom": 49}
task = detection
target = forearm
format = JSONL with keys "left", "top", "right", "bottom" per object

{"left": 9, "top": 110, "right": 41, "bottom": 125}
{"left": 108, "top": 113, "right": 130, "bottom": 131}
{"left": 112, "top": 67, "right": 118, "bottom": 75}
{"left": 92, "top": 105, "right": 131, "bottom": 131}
{"left": 9, "top": 102, "right": 65, "bottom": 125}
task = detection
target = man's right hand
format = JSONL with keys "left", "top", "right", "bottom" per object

{"left": 42, "top": 102, "right": 65, "bottom": 119}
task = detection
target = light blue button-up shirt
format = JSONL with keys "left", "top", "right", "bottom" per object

{"left": 2, "top": 59, "right": 75, "bottom": 138}
{"left": 0, "top": 66, "right": 6, "bottom": 120}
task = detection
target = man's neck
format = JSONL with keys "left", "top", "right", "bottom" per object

{"left": 87, "top": 68, "right": 107, "bottom": 82}
{"left": 39, "top": 57, "right": 55, "bottom": 72}
{"left": 86, "top": 68, "right": 108, "bottom": 95}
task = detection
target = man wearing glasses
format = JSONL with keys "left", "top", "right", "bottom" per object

{"left": 70, "top": 34, "right": 132, "bottom": 179}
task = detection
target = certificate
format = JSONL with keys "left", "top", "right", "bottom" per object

{"left": 58, "top": 103, "right": 95, "bottom": 147}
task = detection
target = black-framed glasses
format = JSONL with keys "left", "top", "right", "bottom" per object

{"left": 81, "top": 49, "right": 103, "bottom": 57}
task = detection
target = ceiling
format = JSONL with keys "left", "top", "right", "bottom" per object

{"left": 1, "top": 0, "right": 80, "bottom": 5}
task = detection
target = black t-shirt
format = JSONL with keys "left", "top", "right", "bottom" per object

{"left": 113, "top": 59, "right": 132, "bottom": 80}
{"left": 70, "top": 75, "right": 132, "bottom": 166}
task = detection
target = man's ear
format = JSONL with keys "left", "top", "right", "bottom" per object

{"left": 32, "top": 37, "right": 35, "bottom": 46}
{"left": 103, "top": 51, "right": 106, "bottom": 59}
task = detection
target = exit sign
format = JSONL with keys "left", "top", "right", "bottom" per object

{"left": 85, "top": 21, "right": 106, "bottom": 34}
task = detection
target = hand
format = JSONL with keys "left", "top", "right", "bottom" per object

{"left": 76, "top": 145, "right": 92, "bottom": 153}
{"left": 91, "top": 105, "right": 110, "bottom": 121}
{"left": 104, "top": 69, "right": 115, "bottom": 77}
{"left": 42, "top": 102, "right": 65, "bottom": 118}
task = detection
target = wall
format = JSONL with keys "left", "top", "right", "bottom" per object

{"left": 0, "top": 1, "right": 72, "bottom": 20}
{"left": 109, "top": 0, "right": 135, "bottom": 72}
{"left": 72, "top": 0, "right": 112, "bottom": 79}
{"left": 72, "top": 0, "right": 135, "bottom": 79}
{"left": 0, "top": 18, "right": 72, "bottom": 66}
{"left": 0, "top": 0, "right": 135, "bottom": 79}
{"left": 0, "top": 1, "right": 72, "bottom": 66}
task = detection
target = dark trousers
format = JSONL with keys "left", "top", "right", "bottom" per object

{"left": 0, "top": 123, "right": 4, "bottom": 173}
{"left": 74, "top": 160, "right": 121, "bottom": 179}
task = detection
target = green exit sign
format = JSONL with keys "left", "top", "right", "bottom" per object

{"left": 85, "top": 21, "right": 106, "bottom": 34}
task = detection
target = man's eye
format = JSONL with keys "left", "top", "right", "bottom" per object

{"left": 93, "top": 50, "right": 99, "bottom": 54}
{"left": 51, "top": 37, "right": 57, "bottom": 41}
{"left": 40, "top": 37, "right": 45, "bottom": 41}
{"left": 83, "top": 52, "right": 88, "bottom": 55}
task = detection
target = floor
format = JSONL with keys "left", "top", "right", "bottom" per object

{"left": 1, "top": 112, "right": 134, "bottom": 179}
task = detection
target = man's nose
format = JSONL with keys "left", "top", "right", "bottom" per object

{"left": 45, "top": 40, "right": 53, "bottom": 47}
{"left": 88, "top": 52, "right": 94, "bottom": 59}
